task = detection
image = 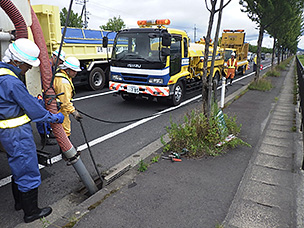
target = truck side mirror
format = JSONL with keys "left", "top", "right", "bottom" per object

{"left": 102, "top": 37, "right": 108, "bottom": 48}
{"left": 161, "top": 47, "right": 170, "bottom": 56}
{"left": 161, "top": 31, "right": 171, "bottom": 47}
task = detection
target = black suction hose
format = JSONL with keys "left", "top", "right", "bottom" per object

{"left": 79, "top": 120, "right": 104, "bottom": 188}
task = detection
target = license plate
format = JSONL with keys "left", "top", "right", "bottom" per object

{"left": 127, "top": 85, "right": 139, "bottom": 94}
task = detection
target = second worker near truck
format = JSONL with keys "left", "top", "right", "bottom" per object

{"left": 53, "top": 57, "right": 83, "bottom": 138}
{"left": 226, "top": 52, "right": 237, "bottom": 85}
{"left": 36, "top": 49, "right": 67, "bottom": 146}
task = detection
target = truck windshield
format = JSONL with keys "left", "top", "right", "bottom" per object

{"left": 224, "top": 50, "right": 234, "bottom": 61}
{"left": 112, "top": 32, "right": 162, "bottom": 62}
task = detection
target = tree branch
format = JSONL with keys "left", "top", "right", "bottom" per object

{"left": 215, "top": 0, "right": 231, "bottom": 13}
{"left": 205, "top": 0, "right": 211, "bottom": 12}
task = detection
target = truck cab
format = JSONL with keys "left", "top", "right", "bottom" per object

{"left": 109, "top": 19, "right": 225, "bottom": 106}
{"left": 109, "top": 19, "right": 191, "bottom": 105}
{"left": 220, "top": 30, "right": 249, "bottom": 76}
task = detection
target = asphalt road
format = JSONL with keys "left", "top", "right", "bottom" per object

{"left": 0, "top": 58, "right": 273, "bottom": 227}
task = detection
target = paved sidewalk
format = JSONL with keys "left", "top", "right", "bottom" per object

{"left": 223, "top": 58, "right": 297, "bottom": 227}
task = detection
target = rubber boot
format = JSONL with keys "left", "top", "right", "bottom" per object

{"left": 11, "top": 178, "right": 22, "bottom": 211}
{"left": 21, "top": 188, "right": 52, "bottom": 223}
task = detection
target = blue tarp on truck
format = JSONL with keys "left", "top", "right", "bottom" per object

{"left": 62, "top": 28, "right": 116, "bottom": 45}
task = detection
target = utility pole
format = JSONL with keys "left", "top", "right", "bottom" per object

{"left": 77, "top": 0, "right": 89, "bottom": 28}
{"left": 194, "top": 24, "right": 197, "bottom": 42}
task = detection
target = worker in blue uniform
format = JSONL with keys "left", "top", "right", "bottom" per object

{"left": 0, "top": 38, "right": 64, "bottom": 223}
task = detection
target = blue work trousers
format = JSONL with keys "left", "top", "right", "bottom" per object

{"left": 0, "top": 123, "right": 41, "bottom": 192}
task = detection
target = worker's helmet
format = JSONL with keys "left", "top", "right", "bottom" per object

{"left": 8, "top": 38, "right": 40, "bottom": 67}
{"left": 63, "top": 57, "right": 81, "bottom": 72}
{"left": 231, "top": 52, "right": 236, "bottom": 57}
{"left": 52, "top": 49, "right": 66, "bottom": 61}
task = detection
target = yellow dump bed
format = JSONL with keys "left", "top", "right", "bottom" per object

{"left": 32, "top": 4, "right": 115, "bottom": 61}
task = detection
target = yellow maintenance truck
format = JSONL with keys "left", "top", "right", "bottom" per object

{"left": 220, "top": 29, "right": 249, "bottom": 75}
{"left": 108, "top": 19, "right": 225, "bottom": 106}
{"left": 33, "top": 4, "right": 115, "bottom": 90}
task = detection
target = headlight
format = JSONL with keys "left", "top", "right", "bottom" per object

{"left": 112, "top": 74, "right": 123, "bottom": 81}
{"left": 149, "top": 78, "right": 163, "bottom": 84}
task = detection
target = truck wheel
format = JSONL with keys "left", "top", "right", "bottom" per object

{"left": 88, "top": 67, "right": 105, "bottom": 90}
{"left": 104, "top": 67, "right": 110, "bottom": 85}
{"left": 213, "top": 72, "right": 220, "bottom": 86}
{"left": 241, "top": 66, "right": 246, "bottom": 75}
{"left": 239, "top": 66, "right": 246, "bottom": 75}
{"left": 169, "top": 81, "right": 184, "bottom": 106}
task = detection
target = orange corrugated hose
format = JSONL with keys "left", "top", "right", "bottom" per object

{"left": 0, "top": 0, "right": 72, "bottom": 152}
{"left": 30, "top": 6, "right": 72, "bottom": 152}
{"left": 0, "top": 0, "right": 28, "bottom": 39}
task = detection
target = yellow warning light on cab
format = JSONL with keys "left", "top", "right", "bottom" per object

{"left": 137, "top": 19, "right": 171, "bottom": 27}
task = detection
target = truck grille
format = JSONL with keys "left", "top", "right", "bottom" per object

{"left": 122, "top": 73, "right": 148, "bottom": 83}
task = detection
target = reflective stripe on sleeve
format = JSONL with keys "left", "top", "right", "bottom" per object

{"left": 0, "top": 68, "right": 18, "bottom": 78}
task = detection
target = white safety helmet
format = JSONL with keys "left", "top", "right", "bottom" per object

{"left": 231, "top": 52, "right": 236, "bottom": 57}
{"left": 8, "top": 38, "right": 40, "bottom": 67}
{"left": 52, "top": 49, "right": 66, "bottom": 61}
{"left": 63, "top": 57, "right": 81, "bottom": 72}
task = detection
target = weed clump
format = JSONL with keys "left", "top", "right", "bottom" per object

{"left": 266, "top": 69, "right": 280, "bottom": 77}
{"left": 162, "top": 106, "right": 250, "bottom": 158}
{"left": 249, "top": 78, "right": 273, "bottom": 91}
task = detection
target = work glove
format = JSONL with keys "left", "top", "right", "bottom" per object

{"left": 72, "top": 110, "right": 83, "bottom": 122}
{"left": 54, "top": 112, "right": 64, "bottom": 123}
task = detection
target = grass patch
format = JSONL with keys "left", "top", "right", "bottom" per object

{"left": 275, "top": 56, "right": 293, "bottom": 71}
{"left": 88, "top": 188, "right": 119, "bottom": 211}
{"left": 162, "top": 104, "right": 250, "bottom": 158}
{"left": 151, "top": 155, "right": 160, "bottom": 163}
{"left": 248, "top": 78, "right": 273, "bottom": 91}
{"left": 62, "top": 216, "right": 78, "bottom": 228}
{"left": 266, "top": 69, "right": 280, "bottom": 77}
{"left": 275, "top": 64, "right": 286, "bottom": 71}
{"left": 298, "top": 55, "right": 304, "bottom": 65}
{"left": 138, "top": 159, "right": 148, "bottom": 172}
{"left": 215, "top": 224, "right": 224, "bottom": 228}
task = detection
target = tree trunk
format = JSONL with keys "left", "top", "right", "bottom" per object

{"left": 271, "top": 37, "right": 276, "bottom": 70}
{"left": 277, "top": 46, "right": 281, "bottom": 65}
{"left": 207, "top": 0, "right": 224, "bottom": 115}
{"left": 255, "top": 25, "right": 264, "bottom": 80}
{"left": 202, "top": 1, "right": 216, "bottom": 115}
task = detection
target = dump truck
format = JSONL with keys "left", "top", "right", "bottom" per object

{"left": 220, "top": 29, "right": 249, "bottom": 75}
{"left": 107, "top": 19, "right": 225, "bottom": 106}
{"left": 33, "top": 4, "right": 115, "bottom": 90}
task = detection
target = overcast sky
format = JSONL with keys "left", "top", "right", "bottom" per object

{"left": 30, "top": 0, "right": 304, "bottom": 49}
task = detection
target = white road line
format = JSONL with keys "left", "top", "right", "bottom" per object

{"left": 0, "top": 65, "right": 272, "bottom": 188}
{"left": 73, "top": 90, "right": 115, "bottom": 101}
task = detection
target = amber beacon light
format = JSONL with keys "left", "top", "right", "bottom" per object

{"left": 137, "top": 19, "right": 171, "bottom": 26}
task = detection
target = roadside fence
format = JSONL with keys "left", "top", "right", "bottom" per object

{"left": 296, "top": 56, "right": 304, "bottom": 169}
